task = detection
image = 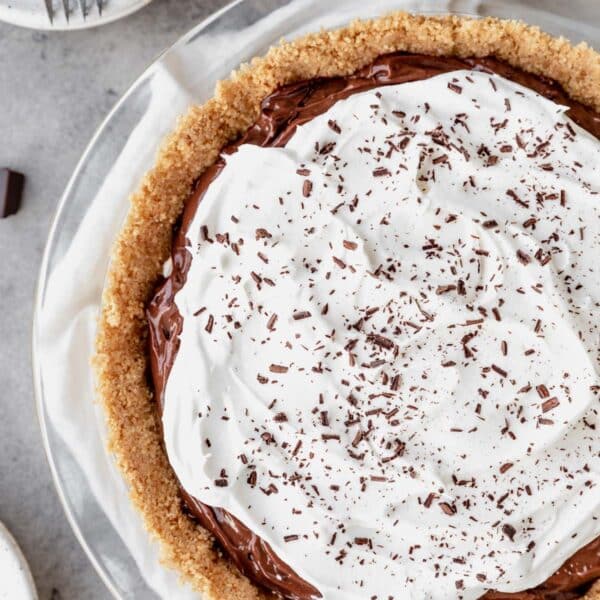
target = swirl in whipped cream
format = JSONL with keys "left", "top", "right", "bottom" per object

{"left": 161, "top": 70, "right": 600, "bottom": 599}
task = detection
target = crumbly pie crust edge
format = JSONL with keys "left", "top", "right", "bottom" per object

{"left": 93, "top": 13, "right": 600, "bottom": 600}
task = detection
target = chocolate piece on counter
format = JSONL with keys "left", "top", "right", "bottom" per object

{"left": 0, "top": 169, "right": 24, "bottom": 218}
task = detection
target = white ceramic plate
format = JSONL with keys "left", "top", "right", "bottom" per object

{"left": 0, "top": 522, "right": 37, "bottom": 600}
{"left": 0, "top": 0, "right": 153, "bottom": 30}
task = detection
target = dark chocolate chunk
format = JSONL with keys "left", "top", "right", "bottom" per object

{"left": 0, "top": 168, "right": 25, "bottom": 218}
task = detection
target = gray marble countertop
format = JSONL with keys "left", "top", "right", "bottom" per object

{"left": 0, "top": 1, "right": 597, "bottom": 599}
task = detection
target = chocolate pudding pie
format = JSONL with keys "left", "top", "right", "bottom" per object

{"left": 94, "top": 13, "right": 600, "bottom": 600}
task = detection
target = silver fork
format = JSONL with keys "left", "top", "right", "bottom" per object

{"left": 44, "top": 0, "right": 104, "bottom": 24}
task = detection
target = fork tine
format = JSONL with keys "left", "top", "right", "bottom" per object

{"left": 62, "top": 0, "right": 70, "bottom": 21}
{"left": 78, "top": 0, "right": 87, "bottom": 18}
{"left": 44, "top": 0, "right": 54, "bottom": 23}
{"left": 96, "top": 0, "right": 102, "bottom": 16}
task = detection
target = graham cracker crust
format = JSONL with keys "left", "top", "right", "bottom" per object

{"left": 93, "top": 12, "right": 600, "bottom": 600}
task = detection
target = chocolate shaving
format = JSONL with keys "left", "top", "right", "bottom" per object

{"left": 491, "top": 364, "right": 507, "bottom": 378}
{"left": 536, "top": 384, "right": 550, "bottom": 399}
{"left": 502, "top": 523, "right": 517, "bottom": 541}
{"left": 255, "top": 228, "right": 272, "bottom": 240}
{"left": 516, "top": 250, "right": 531, "bottom": 265}
{"left": 482, "top": 220, "right": 498, "bottom": 229}
{"left": 541, "top": 397, "right": 560, "bottom": 413}
{"left": 267, "top": 314, "right": 278, "bottom": 330}
{"left": 327, "top": 119, "right": 342, "bottom": 134}
{"left": 439, "top": 502, "right": 457, "bottom": 515}
{"left": 293, "top": 311, "right": 312, "bottom": 320}
{"left": 367, "top": 333, "right": 394, "bottom": 350}
{"left": 436, "top": 284, "right": 456, "bottom": 295}
{"left": 506, "top": 189, "right": 528, "bottom": 208}
{"left": 424, "top": 493, "right": 436, "bottom": 508}
{"left": 373, "top": 167, "right": 391, "bottom": 177}
{"left": 302, "top": 179, "right": 313, "bottom": 197}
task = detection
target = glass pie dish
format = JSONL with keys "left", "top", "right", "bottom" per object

{"left": 32, "top": 1, "right": 600, "bottom": 598}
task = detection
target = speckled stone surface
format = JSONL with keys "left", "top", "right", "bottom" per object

{"left": 0, "top": 1, "right": 598, "bottom": 599}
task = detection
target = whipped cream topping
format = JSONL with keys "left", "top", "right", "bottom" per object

{"left": 162, "top": 70, "right": 600, "bottom": 599}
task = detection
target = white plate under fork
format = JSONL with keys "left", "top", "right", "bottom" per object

{"left": 0, "top": 0, "right": 153, "bottom": 30}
